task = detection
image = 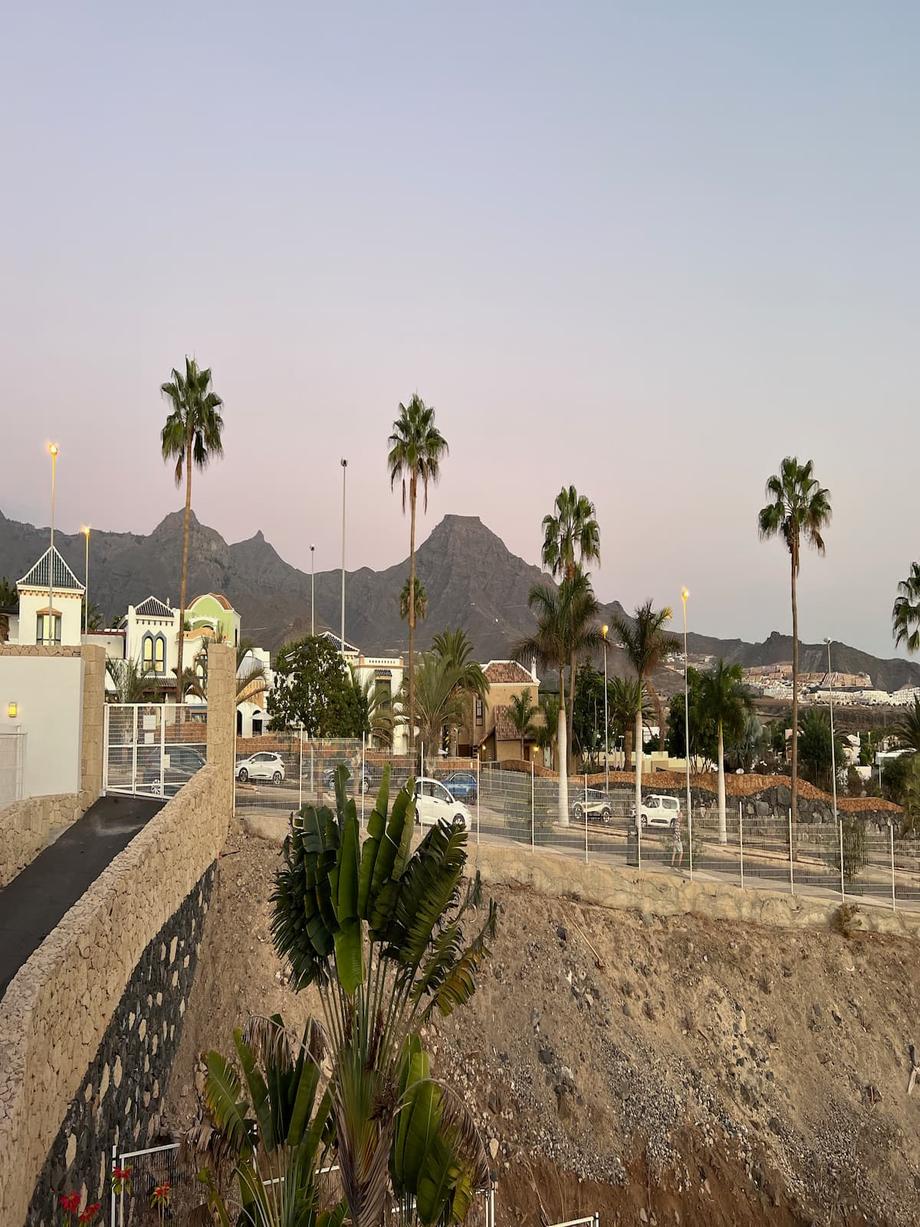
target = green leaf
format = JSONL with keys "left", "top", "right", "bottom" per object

{"left": 358, "top": 768, "right": 391, "bottom": 919}
{"left": 233, "top": 1030, "right": 274, "bottom": 1151}
{"left": 332, "top": 796, "right": 363, "bottom": 994}
{"left": 203, "top": 1050, "right": 254, "bottom": 1155}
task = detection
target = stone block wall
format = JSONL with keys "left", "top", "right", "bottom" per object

{"left": 0, "top": 793, "right": 84, "bottom": 887}
{"left": 24, "top": 868, "right": 215, "bottom": 1225}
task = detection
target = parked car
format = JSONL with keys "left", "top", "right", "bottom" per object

{"left": 572, "top": 797, "right": 612, "bottom": 825}
{"left": 630, "top": 793, "right": 681, "bottom": 829}
{"left": 143, "top": 745, "right": 206, "bottom": 796}
{"left": 441, "top": 770, "right": 478, "bottom": 802}
{"left": 413, "top": 777, "right": 471, "bottom": 829}
{"left": 322, "top": 763, "right": 375, "bottom": 794}
{"left": 236, "top": 751, "right": 285, "bottom": 784}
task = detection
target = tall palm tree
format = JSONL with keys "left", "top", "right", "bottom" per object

{"left": 758, "top": 456, "right": 832, "bottom": 823}
{"left": 399, "top": 576, "right": 428, "bottom": 624}
{"left": 894, "top": 696, "right": 920, "bottom": 753}
{"left": 398, "top": 652, "right": 467, "bottom": 771}
{"left": 535, "top": 692, "right": 560, "bottom": 768}
{"left": 431, "top": 627, "right": 488, "bottom": 755}
{"left": 541, "top": 486, "right": 601, "bottom": 769}
{"left": 514, "top": 572, "right": 601, "bottom": 825}
{"left": 508, "top": 689, "right": 538, "bottom": 760}
{"left": 611, "top": 602, "right": 675, "bottom": 830}
{"left": 161, "top": 357, "right": 225, "bottom": 703}
{"left": 700, "top": 660, "right": 751, "bottom": 843}
{"left": 892, "top": 562, "right": 920, "bottom": 656}
{"left": 608, "top": 675, "right": 650, "bottom": 771}
{"left": 387, "top": 396, "right": 448, "bottom": 761}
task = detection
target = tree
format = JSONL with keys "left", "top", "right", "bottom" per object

{"left": 609, "top": 676, "right": 651, "bottom": 771}
{"left": 728, "top": 712, "right": 769, "bottom": 773}
{"left": 160, "top": 357, "right": 225, "bottom": 703}
{"left": 513, "top": 573, "right": 601, "bottom": 825}
{"left": 881, "top": 753, "right": 916, "bottom": 805}
{"left": 105, "top": 658, "right": 155, "bottom": 704}
{"left": 387, "top": 396, "right": 448, "bottom": 760}
{"left": 611, "top": 602, "right": 676, "bottom": 831}
{"left": 399, "top": 576, "right": 428, "bottom": 624}
{"left": 892, "top": 561, "right": 920, "bottom": 656}
{"left": 758, "top": 456, "right": 832, "bottom": 823}
{"left": 431, "top": 628, "right": 488, "bottom": 756}
{"left": 665, "top": 668, "right": 716, "bottom": 767}
{"left": 508, "top": 689, "right": 538, "bottom": 759}
{"left": 797, "top": 708, "right": 845, "bottom": 794}
{"left": 0, "top": 577, "right": 17, "bottom": 607}
{"left": 271, "top": 770, "right": 495, "bottom": 1225}
{"left": 700, "top": 661, "right": 751, "bottom": 843}
{"left": 398, "top": 652, "right": 467, "bottom": 770}
{"left": 350, "top": 668, "right": 395, "bottom": 749}
{"left": 268, "top": 636, "right": 362, "bottom": 736}
{"left": 236, "top": 639, "right": 268, "bottom": 705}
{"left": 534, "top": 692, "right": 560, "bottom": 768}
{"left": 85, "top": 600, "right": 105, "bottom": 632}
{"left": 899, "top": 756, "right": 920, "bottom": 836}
{"left": 894, "top": 696, "right": 920, "bottom": 753}
{"left": 540, "top": 485, "right": 601, "bottom": 769}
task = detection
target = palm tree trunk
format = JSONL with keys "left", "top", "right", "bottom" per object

{"left": 623, "top": 722, "right": 633, "bottom": 771}
{"left": 790, "top": 542, "right": 799, "bottom": 828}
{"left": 176, "top": 437, "right": 193, "bottom": 703}
{"left": 634, "top": 703, "right": 643, "bottom": 829}
{"left": 717, "top": 719, "right": 727, "bottom": 844}
{"left": 567, "top": 655, "right": 577, "bottom": 773}
{"left": 648, "top": 682, "right": 665, "bottom": 756}
{"left": 557, "top": 696, "right": 569, "bottom": 826}
{"left": 408, "top": 475, "right": 417, "bottom": 762}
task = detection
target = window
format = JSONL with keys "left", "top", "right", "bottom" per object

{"left": 142, "top": 634, "right": 154, "bottom": 670}
{"left": 36, "top": 612, "right": 62, "bottom": 645}
{"left": 475, "top": 697, "right": 484, "bottom": 725}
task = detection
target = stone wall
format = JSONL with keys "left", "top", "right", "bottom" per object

{"left": 0, "top": 644, "right": 235, "bottom": 1227}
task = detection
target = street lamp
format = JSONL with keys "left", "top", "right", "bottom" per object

{"left": 601, "top": 624, "right": 610, "bottom": 794}
{"left": 47, "top": 443, "right": 60, "bottom": 644}
{"left": 310, "top": 544, "right": 315, "bottom": 637}
{"left": 681, "top": 587, "right": 693, "bottom": 878}
{"left": 825, "top": 638, "right": 838, "bottom": 822}
{"left": 80, "top": 525, "right": 91, "bottom": 635}
{"left": 340, "top": 459, "right": 348, "bottom": 652}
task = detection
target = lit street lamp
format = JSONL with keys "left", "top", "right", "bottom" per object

{"left": 47, "top": 443, "right": 60, "bottom": 644}
{"left": 81, "top": 524, "right": 91, "bottom": 635}
{"left": 601, "top": 624, "right": 609, "bottom": 793}
{"left": 310, "top": 544, "right": 315, "bottom": 637}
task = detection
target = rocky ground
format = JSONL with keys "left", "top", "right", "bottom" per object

{"left": 164, "top": 825, "right": 920, "bottom": 1226}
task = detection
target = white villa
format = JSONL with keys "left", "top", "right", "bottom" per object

{"left": 8, "top": 546, "right": 85, "bottom": 646}
{"left": 321, "top": 631, "right": 408, "bottom": 754}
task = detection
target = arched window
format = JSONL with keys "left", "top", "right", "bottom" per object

{"left": 142, "top": 634, "right": 154, "bottom": 670}
{"left": 154, "top": 635, "right": 166, "bottom": 674}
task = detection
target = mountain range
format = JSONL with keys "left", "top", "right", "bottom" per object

{"left": 1, "top": 507, "right": 918, "bottom": 693}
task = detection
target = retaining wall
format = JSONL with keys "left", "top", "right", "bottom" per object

{"left": 0, "top": 793, "right": 85, "bottom": 887}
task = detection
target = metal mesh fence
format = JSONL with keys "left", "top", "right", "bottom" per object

{"left": 104, "top": 705, "right": 207, "bottom": 798}
{"left": 235, "top": 746, "right": 920, "bottom": 912}
{"left": 0, "top": 730, "right": 24, "bottom": 807}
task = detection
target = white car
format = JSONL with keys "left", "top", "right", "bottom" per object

{"left": 413, "top": 777, "right": 471, "bottom": 829}
{"left": 632, "top": 793, "right": 680, "bottom": 829}
{"left": 236, "top": 752, "right": 285, "bottom": 784}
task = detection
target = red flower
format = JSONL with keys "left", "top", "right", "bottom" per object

{"left": 59, "top": 1193, "right": 80, "bottom": 1214}
{"left": 113, "top": 1167, "right": 132, "bottom": 1180}
{"left": 79, "top": 1203, "right": 102, "bottom": 1224}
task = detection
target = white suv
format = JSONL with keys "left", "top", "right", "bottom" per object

{"left": 633, "top": 793, "right": 681, "bottom": 829}
{"left": 413, "top": 778, "right": 471, "bottom": 829}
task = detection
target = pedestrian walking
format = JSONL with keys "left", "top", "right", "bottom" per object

{"left": 671, "top": 807, "right": 686, "bottom": 871}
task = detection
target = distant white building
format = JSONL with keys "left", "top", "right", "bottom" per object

{"left": 14, "top": 547, "right": 85, "bottom": 647}
{"left": 322, "top": 632, "right": 407, "bottom": 754}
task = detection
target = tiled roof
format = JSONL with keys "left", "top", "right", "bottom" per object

{"left": 190, "top": 592, "right": 234, "bottom": 610}
{"left": 18, "top": 547, "right": 84, "bottom": 592}
{"left": 492, "top": 704, "right": 528, "bottom": 742}
{"left": 135, "top": 595, "right": 175, "bottom": 618}
{"left": 483, "top": 660, "right": 535, "bottom": 685}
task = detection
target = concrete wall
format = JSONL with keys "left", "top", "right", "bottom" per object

{"left": 0, "top": 644, "right": 235, "bottom": 1226}
{"left": 0, "top": 646, "right": 105, "bottom": 886}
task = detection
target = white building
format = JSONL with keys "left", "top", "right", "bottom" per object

{"left": 15, "top": 547, "right": 85, "bottom": 646}
{"left": 323, "top": 632, "right": 407, "bottom": 754}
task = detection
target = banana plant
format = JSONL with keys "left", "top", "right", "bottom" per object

{"left": 271, "top": 767, "right": 496, "bottom": 1226}
{"left": 196, "top": 1014, "right": 345, "bottom": 1227}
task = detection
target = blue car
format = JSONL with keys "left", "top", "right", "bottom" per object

{"left": 442, "top": 770, "right": 478, "bottom": 802}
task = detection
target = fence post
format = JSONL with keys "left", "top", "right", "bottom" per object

{"left": 159, "top": 708, "right": 165, "bottom": 797}
{"left": 298, "top": 727, "right": 303, "bottom": 811}
{"left": 788, "top": 808, "right": 794, "bottom": 895}
{"left": 738, "top": 801, "right": 744, "bottom": 891}
{"left": 838, "top": 817, "right": 845, "bottom": 901}
{"left": 131, "top": 705, "right": 138, "bottom": 795}
{"left": 530, "top": 760, "right": 535, "bottom": 850}
{"left": 584, "top": 773, "right": 589, "bottom": 864}
{"left": 110, "top": 1143, "right": 117, "bottom": 1227}
{"left": 688, "top": 795, "right": 694, "bottom": 882}
{"left": 890, "top": 820, "right": 896, "bottom": 911}
{"left": 476, "top": 753, "right": 480, "bottom": 846}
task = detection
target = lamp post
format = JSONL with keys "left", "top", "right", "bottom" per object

{"left": 47, "top": 443, "right": 59, "bottom": 643}
{"left": 310, "top": 544, "right": 315, "bottom": 637}
{"left": 81, "top": 525, "right": 91, "bottom": 635}
{"left": 681, "top": 587, "right": 692, "bottom": 875}
{"left": 601, "top": 624, "right": 609, "bottom": 794}
{"left": 825, "top": 638, "right": 838, "bottom": 823}
{"left": 340, "top": 459, "right": 347, "bottom": 652}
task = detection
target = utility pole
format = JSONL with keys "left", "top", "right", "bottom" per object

{"left": 340, "top": 459, "right": 347, "bottom": 652}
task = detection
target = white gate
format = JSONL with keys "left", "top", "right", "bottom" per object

{"left": 103, "top": 704, "right": 207, "bottom": 798}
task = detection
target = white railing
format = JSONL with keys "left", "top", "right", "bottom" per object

{"left": 103, "top": 703, "right": 207, "bottom": 798}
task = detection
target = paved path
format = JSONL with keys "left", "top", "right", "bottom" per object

{"left": 0, "top": 794, "right": 163, "bottom": 997}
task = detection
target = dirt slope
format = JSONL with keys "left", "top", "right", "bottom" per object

{"left": 164, "top": 828, "right": 920, "bottom": 1226}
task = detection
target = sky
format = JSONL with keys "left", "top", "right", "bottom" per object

{"left": 1, "top": 2, "right": 918, "bottom": 659}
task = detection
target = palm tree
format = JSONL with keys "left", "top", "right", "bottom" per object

{"left": 508, "top": 689, "right": 538, "bottom": 760}
{"left": 700, "top": 660, "right": 751, "bottom": 843}
{"left": 535, "top": 692, "right": 560, "bottom": 768}
{"left": 431, "top": 628, "right": 488, "bottom": 755}
{"left": 398, "top": 652, "right": 467, "bottom": 771}
{"left": 271, "top": 771, "right": 495, "bottom": 1225}
{"left": 514, "top": 572, "right": 601, "bottom": 825}
{"left": 236, "top": 639, "right": 267, "bottom": 705}
{"left": 894, "top": 696, "right": 920, "bottom": 753}
{"left": 399, "top": 575, "right": 428, "bottom": 624}
{"left": 349, "top": 667, "right": 395, "bottom": 749}
{"left": 608, "top": 676, "right": 650, "bottom": 771}
{"left": 160, "top": 357, "right": 225, "bottom": 703}
{"left": 105, "top": 658, "right": 154, "bottom": 704}
{"left": 892, "top": 562, "right": 920, "bottom": 656}
{"left": 541, "top": 485, "right": 601, "bottom": 768}
{"left": 758, "top": 456, "right": 832, "bottom": 823}
{"left": 611, "top": 602, "right": 676, "bottom": 831}
{"left": 387, "top": 396, "right": 449, "bottom": 761}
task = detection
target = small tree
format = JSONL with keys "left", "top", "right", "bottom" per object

{"left": 700, "top": 660, "right": 752, "bottom": 844}
{"left": 841, "top": 817, "right": 868, "bottom": 886}
{"left": 508, "top": 689, "right": 538, "bottom": 760}
{"left": 268, "top": 636, "right": 362, "bottom": 736}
